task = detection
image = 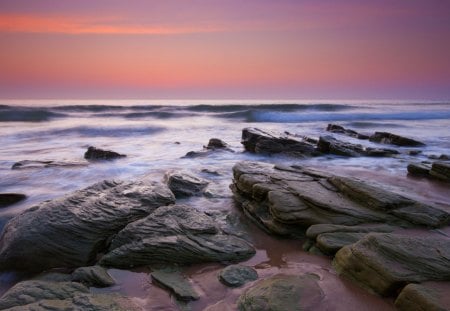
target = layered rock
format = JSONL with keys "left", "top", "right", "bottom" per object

{"left": 395, "top": 283, "right": 450, "bottom": 311}
{"left": 317, "top": 136, "right": 399, "bottom": 157}
{"left": 333, "top": 233, "right": 450, "bottom": 296}
{"left": 369, "top": 132, "right": 425, "bottom": 146}
{"left": 0, "top": 193, "right": 26, "bottom": 208}
{"left": 84, "top": 146, "right": 126, "bottom": 161}
{"left": 164, "top": 171, "right": 209, "bottom": 198}
{"left": 100, "top": 205, "right": 255, "bottom": 268}
{"left": 407, "top": 161, "right": 450, "bottom": 182}
{"left": 0, "top": 179, "right": 175, "bottom": 272}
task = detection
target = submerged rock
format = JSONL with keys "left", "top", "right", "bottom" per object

{"left": 151, "top": 268, "right": 199, "bottom": 301}
{"left": 0, "top": 193, "right": 26, "bottom": 208}
{"left": 0, "top": 179, "right": 175, "bottom": 272}
{"left": 326, "top": 124, "right": 369, "bottom": 139}
{"left": 369, "top": 132, "right": 425, "bottom": 146}
{"left": 237, "top": 274, "right": 324, "bottom": 311}
{"left": 333, "top": 233, "right": 450, "bottom": 296}
{"left": 218, "top": 265, "right": 258, "bottom": 287}
{"left": 164, "top": 171, "right": 209, "bottom": 198}
{"left": 395, "top": 283, "right": 450, "bottom": 311}
{"left": 100, "top": 205, "right": 255, "bottom": 268}
{"left": 11, "top": 160, "right": 88, "bottom": 170}
{"left": 71, "top": 266, "right": 115, "bottom": 287}
{"left": 84, "top": 146, "right": 126, "bottom": 161}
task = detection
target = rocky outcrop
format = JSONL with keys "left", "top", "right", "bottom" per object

{"left": 326, "top": 124, "right": 369, "bottom": 139}
{"left": 231, "top": 161, "right": 448, "bottom": 238}
{"left": 395, "top": 283, "right": 450, "bottom": 311}
{"left": 317, "top": 136, "right": 398, "bottom": 157}
{"left": 71, "top": 266, "right": 115, "bottom": 287}
{"left": 333, "top": 233, "right": 450, "bottom": 296}
{"left": 11, "top": 160, "right": 88, "bottom": 170}
{"left": 218, "top": 265, "right": 258, "bottom": 287}
{"left": 0, "top": 179, "right": 175, "bottom": 272}
{"left": 0, "top": 280, "right": 141, "bottom": 310}
{"left": 237, "top": 274, "right": 324, "bottom": 311}
{"left": 84, "top": 146, "right": 126, "bottom": 161}
{"left": 0, "top": 193, "right": 26, "bottom": 208}
{"left": 369, "top": 132, "right": 425, "bottom": 146}
{"left": 241, "top": 128, "right": 318, "bottom": 157}
{"left": 100, "top": 205, "right": 255, "bottom": 268}
{"left": 151, "top": 268, "right": 199, "bottom": 301}
{"left": 164, "top": 171, "right": 209, "bottom": 198}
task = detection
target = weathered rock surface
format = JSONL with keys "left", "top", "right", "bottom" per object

{"left": 11, "top": 160, "right": 88, "bottom": 170}
{"left": 0, "top": 193, "right": 26, "bottom": 208}
{"left": 231, "top": 161, "right": 448, "bottom": 238}
{"left": 241, "top": 128, "right": 318, "bottom": 157}
{"left": 218, "top": 265, "right": 258, "bottom": 287}
{"left": 333, "top": 233, "right": 450, "bottom": 296}
{"left": 164, "top": 171, "right": 209, "bottom": 198}
{"left": 237, "top": 274, "right": 324, "bottom": 311}
{"left": 0, "top": 179, "right": 175, "bottom": 272}
{"left": 84, "top": 146, "right": 126, "bottom": 161}
{"left": 317, "top": 135, "right": 398, "bottom": 157}
{"left": 71, "top": 266, "right": 115, "bottom": 287}
{"left": 395, "top": 283, "right": 450, "bottom": 311}
{"left": 151, "top": 268, "right": 199, "bottom": 301}
{"left": 100, "top": 205, "right": 255, "bottom": 268}
{"left": 0, "top": 280, "right": 141, "bottom": 311}
{"left": 369, "top": 132, "right": 425, "bottom": 146}
{"left": 326, "top": 124, "right": 369, "bottom": 139}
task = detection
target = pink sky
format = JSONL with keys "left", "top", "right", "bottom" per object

{"left": 0, "top": 0, "right": 449, "bottom": 99}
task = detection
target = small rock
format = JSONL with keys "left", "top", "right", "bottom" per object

{"left": 205, "top": 138, "right": 228, "bottom": 150}
{"left": 218, "top": 265, "right": 258, "bottom": 287}
{"left": 326, "top": 124, "right": 369, "bottom": 139}
{"left": 369, "top": 132, "right": 425, "bottom": 147}
{"left": 409, "top": 150, "right": 422, "bottom": 156}
{"left": 71, "top": 266, "right": 115, "bottom": 287}
{"left": 12, "top": 160, "right": 88, "bottom": 170}
{"left": 84, "top": 146, "right": 126, "bottom": 161}
{"left": 0, "top": 193, "right": 26, "bottom": 208}
{"left": 151, "top": 268, "right": 200, "bottom": 301}
{"left": 164, "top": 171, "right": 209, "bottom": 198}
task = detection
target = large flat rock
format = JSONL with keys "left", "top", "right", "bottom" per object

{"left": 0, "top": 179, "right": 175, "bottom": 272}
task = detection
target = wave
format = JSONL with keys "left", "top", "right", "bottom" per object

{"left": 0, "top": 107, "right": 66, "bottom": 122}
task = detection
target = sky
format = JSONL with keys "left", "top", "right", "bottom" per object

{"left": 0, "top": 0, "right": 449, "bottom": 99}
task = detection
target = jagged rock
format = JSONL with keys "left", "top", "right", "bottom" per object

{"left": 231, "top": 161, "right": 449, "bottom": 238}
{"left": 11, "top": 160, "right": 88, "bottom": 170}
{"left": 71, "top": 266, "right": 115, "bottom": 287}
{"left": 395, "top": 283, "right": 450, "bottom": 311}
{"left": 0, "top": 280, "right": 141, "bottom": 311}
{"left": 218, "top": 265, "right": 258, "bottom": 287}
{"left": 430, "top": 162, "right": 450, "bottom": 181}
{"left": 333, "top": 233, "right": 450, "bottom": 296}
{"left": 0, "top": 193, "right": 26, "bottom": 208}
{"left": 237, "top": 274, "right": 324, "bottom": 311}
{"left": 317, "top": 136, "right": 399, "bottom": 157}
{"left": 151, "top": 268, "right": 199, "bottom": 301}
{"left": 164, "top": 171, "right": 209, "bottom": 198}
{"left": 205, "top": 138, "right": 229, "bottom": 150}
{"left": 100, "top": 205, "right": 255, "bottom": 268}
{"left": 369, "top": 132, "right": 425, "bottom": 146}
{"left": 241, "top": 128, "right": 318, "bottom": 157}
{"left": 0, "top": 179, "right": 175, "bottom": 272}
{"left": 326, "top": 124, "right": 369, "bottom": 139}
{"left": 84, "top": 146, "right": 126, "bottom": 161}
{"left": 407, "top": 162, "right": 431, "bottom": 176}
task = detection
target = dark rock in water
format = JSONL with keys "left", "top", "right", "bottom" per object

{"left": 151, "top": 268, "right": 199, "bottom": 301}
{"left": 164, "top": 171, "right": 209, "bottom": 198}
{"left": 333, "top": 233, "right": 450, "bottom": 296}
{"left": 241, "top": 127, "right": 318, "bottom": 157}
{"left": 231, "top": 161, "right": 449, "bottom": 238}
{"left": 407, "top": 162, "right": 431, "bottom": 176}
{"left": 369, "top": 132, "right": 425, "bottom": 146}
{"left": 395, "top": 283, "right": 450, "bottom": 311}
{"left": 0, "top": 193, "right": 26, "bottom": 208}
{"left": 326, "top": 124, "right": 369, "bottom": 139}
{"left": 409, "top": 150, "right": 422, "bottom": 156}
{"left": 218, "top": 265, "right": 258, "bottom": 287}
{"left": 71, "top": 266, "right": 115, "bottom": 287}
{"left": 12, "top": 160, "right": 88, "bottom": 170}
{"left": 84, "top": 146, "right": 126, "bottom": 161}
{"left": 0, "top": 280, "right": 141, "bottom": 310}
{"left": 0, "top": 179, "right": 175, "bottom": 272}
{"left": 100, "top": 205, "right": 255, "bottom": 268}
{"left": 318, "top": 136, "right": 399, "bottom": 157}
{"left": 183, "top": 138, "right": 233, "bottom": 158}
{"left": 430, "top": 162, "right": 450, "bottom": 181}
{"left": 428, "top": 154, "right": 450, "bottom": 161}
{"left": 237, "top": 274, "right": 324, "bottom": 311}
{"left": 205, "top": 138, "right": 229, "bottom": 150}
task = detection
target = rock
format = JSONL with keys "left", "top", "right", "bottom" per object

{"left": 395, "top": 283, "right": 450, "bottom": 311}
{"left": 326, "top": 124, "right": 369, "bottom": 139}
{"left": 205, "top": 138, "right": 229, "bottom": 150}
{"left": 407, "top": 162, "right": 431, "bottom": 176}
{"left": 306, "top": 224, "right": 396, "bottom": 239}
{"left": 0, "top": 179, "right": 175, "bottom": 272}
{"left": 164, "top": 171, "right": 209, "bottom": 198}
{"left": 33, "top": 272, "right": 72, "bottom": 282}
{"left": 231, "top": 161, "right": 449, "bottom": 238}
{"left": 369, "top": 132, "right": 425, "bottom": 147}
{"left": 100, "top": 205, "right": 255, "bottom": 268}
{"left": 0, "top": 193, "right": 26, "bottom": 208}
{"left": 429, "top": 162, "right": 450, "bottom": 181}
{"left": 11, "top": 160, "right": 88, "bottom": 170}
{"left": 409, "top": 150, "right": 422, "bottom": 156}
{"left": 428, "top": 154, "right": 450, "bottom": 161}
{"left": 237, "top": 274, "right": 324, "bottom": 311}
{"left": 151, "top": 268, "right": 199, "bottom": 301}
{"left": 241, "top": 128, "right": 318, "bottom": 157}
{"left": 71, "top": 266, "right": 115, "bottom": 287}
{"left": 218, "top": 265, "right": 258, "bottom": 287}
{"left": 317, "top": 136, "right": 399, "bottom": 157}
{"left": 333, "top": 233, "right": 450, "bottom": 296}
{"left": 183, "top": 139, "right": 234, "bottom": 158}
{"left": 315, "top": 232, "right": 367, "bottom": 255}
{"left": 0, "top": 280, "right": 141, "bottom": 311}
{"left": 84, "top": 146, "right": 126, "bottom": 161}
